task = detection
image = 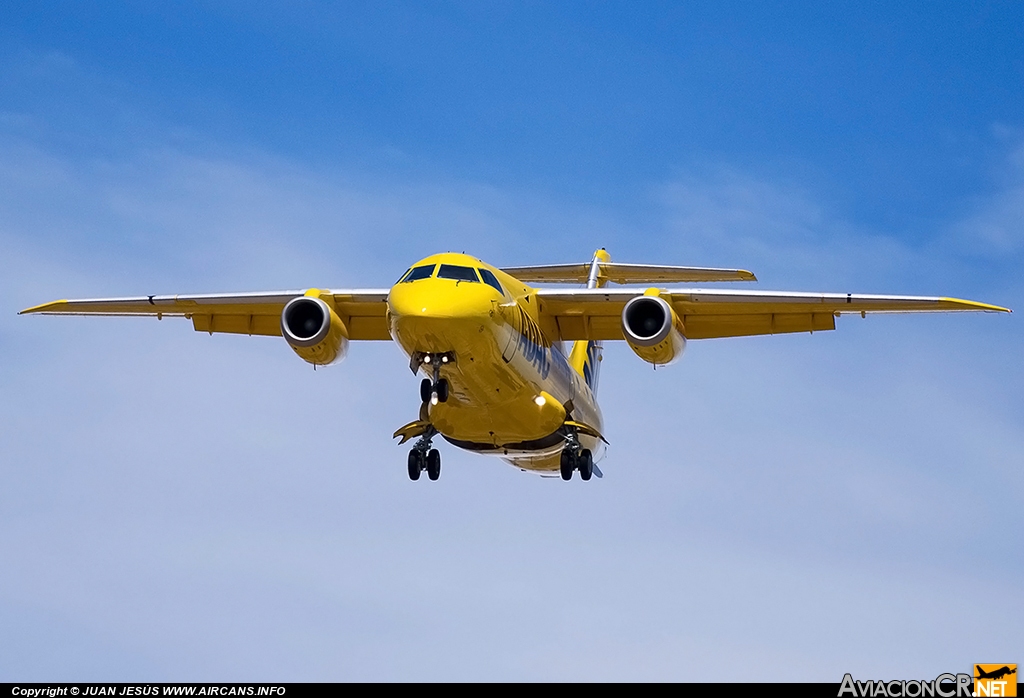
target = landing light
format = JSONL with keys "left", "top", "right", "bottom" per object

{"left": 534, "top": 395, "right": 546, "bottom": 406}
{"left": 423, "top": 355, "right": 431, "bottom": 364}
{"left": 441, "top": 355, "right": 449, "bottom": 363}
{"left": 431, "top": 395, "right": 439, "bottom": 406}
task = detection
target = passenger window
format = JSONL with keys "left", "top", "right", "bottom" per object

{"left": 437, "top": 264, "right": 480, "bottom": 283}
{"left": 402, "top": 265, "right": 436, "bottom": 282}
{"left": 479, "top": 268, "right": 505, "bottom": 296}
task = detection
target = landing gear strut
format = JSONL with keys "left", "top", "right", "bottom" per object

{"left": 407, "top": 425, "right": 441, "bottom": 482}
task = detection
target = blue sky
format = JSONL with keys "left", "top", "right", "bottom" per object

{"left": 1, "top": 1, "right": 1022, "bottom": 681}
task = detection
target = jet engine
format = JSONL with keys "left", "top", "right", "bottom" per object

{"left": 281, "top": 295, "right": 349, "bottom": 366}
{"left": 621, "top": 292, "right": 686, "bottom": 366}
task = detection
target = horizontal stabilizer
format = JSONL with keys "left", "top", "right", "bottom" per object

{"left": 500, "top": 262, "right": 756, "bottom": 284}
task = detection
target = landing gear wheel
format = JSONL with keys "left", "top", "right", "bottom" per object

{"left": 579, "top": 449, "right": 594, "bottom": 481}
{"left": 426, "top": 449, "right": 441, "bottom": 481}
{"left": 407, "top": 450, "right": 423, "bottom": 481}
{"left": 560, "top": 449, "right": 574, "bottom": 481}
{"left": 435, "top": 378, "right": 449, "bottom": 403}
{"left": 420, "top": 378, "right": 432, "bottom": 404}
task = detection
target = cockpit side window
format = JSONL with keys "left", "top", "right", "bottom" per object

{"left": 478, "top": 268, "right": 505, "bottom": 296}
{"left": 402, "top": 264, "right": 436, "bottom": 282}
{"left": 437, "top": 264, "right": 480, "bottom": 283}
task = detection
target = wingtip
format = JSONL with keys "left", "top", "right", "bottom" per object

{"left": 739, "top": 270, "right": 758, "bottom": 282}
{"left": 18, "top": 300, "right": 67, "bottom": 315}
{"left": 940, "top": 297, "right": 1012, "bottom": 313}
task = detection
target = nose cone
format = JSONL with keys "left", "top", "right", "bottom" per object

{"left": 388, "top": 276, "right": 495, "bottom": 319}
{"left": 388, "top": 276, "right": 497, "bottom": 352}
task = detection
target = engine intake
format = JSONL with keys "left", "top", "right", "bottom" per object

{"left": 281, "top": 296, "right": 349, "bottom": 366}
{"left": 622, "top": 293, "right": 686, "bottom": 366}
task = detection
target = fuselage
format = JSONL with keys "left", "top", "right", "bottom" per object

{"left": 386, "top": 252, "right": 604, "bottom": 474}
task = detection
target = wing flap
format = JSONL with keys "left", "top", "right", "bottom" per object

{"left": 191, "top": 314, "right": 282, "bottom": 337}
{"left": 345, "top": 315, "right": 391, "bottom": 341}
{"left": 683, "top": 312, "right": 836, "bottom": 339}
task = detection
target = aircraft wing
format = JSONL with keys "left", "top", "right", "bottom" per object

{"left": 19, "top": 289, "right": 393, "bottom": 340}
{"left": 536, "top": 288, "right": 1011, "bottom": 341}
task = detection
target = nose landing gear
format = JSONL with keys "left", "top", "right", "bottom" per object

{"left": 415, "top": 352, "right": 454, "bottom": 404}
{"left": 402, "top": 353, "right": 453, "bottom": 480}
{"left": 419, "top": 377, "right": 448, "bottom": 404}
{"left": 419, "top": 376, "right": 448, "bottom": 404}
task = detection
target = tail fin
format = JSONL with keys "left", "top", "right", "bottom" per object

{"left": 569, "top": 248, "right": 609, "bottom": 394}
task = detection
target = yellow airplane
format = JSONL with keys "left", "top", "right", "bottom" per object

{"left": 20, "top": 248, "right": 1010, "bottom": 482}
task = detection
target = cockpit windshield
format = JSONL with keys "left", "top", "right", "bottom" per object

{"left": 478, "top": 268, "right": 505, "bottom": 296}
{"left": 401, "top": 265, "right": 436, "bottom": 282}
{"left": 437, "top": 265, "right": 480, "bottom": 283}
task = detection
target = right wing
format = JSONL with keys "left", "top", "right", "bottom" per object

{"left": 536, "top": 287, "right": 1010, "bottom": 341}
{"left": 19, "top": 289, "right": 392, "bottom": 340}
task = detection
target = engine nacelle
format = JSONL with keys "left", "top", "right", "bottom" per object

{"left": 621, "top": 292, "right": 686, "bottom": 366}
{"left": 281, "top": 295, "right": 349, "bottom": 366}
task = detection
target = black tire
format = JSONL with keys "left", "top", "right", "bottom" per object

{"left": 579, "top": 449, "right": 593, "bottom": 481}
{"left": 420, "top": 378, "right": 432, "bottom": 404}
{"left": 408, "top": 450, "right": 422, "bottom": 481}
{"left": 559, "top": 449, "right": 573, "bottom": 481}
{"left": 436, "top": 378, "right": 449, "bottom": 403}
{"left": 426, "top": 449, "right": 441, "bottom": 481}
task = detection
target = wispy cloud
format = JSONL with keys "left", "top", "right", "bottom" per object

{"left": 945, "top": 140, "right": 1024, "bottom": 259}
{"left": 2, "top": 137, "right": 1021, "bottom": 680}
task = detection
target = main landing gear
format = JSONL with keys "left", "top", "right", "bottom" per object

{"left": 407, "top": 426, "right": 441, "bottom": 481}
{"left": 560, "top": 447, "right": 594, "bottom": 481}
{"left": 408, "top": 447, "right": 441, "bottom": 481}
{"left": 559, "top": 429, "right": 594, "bottom": 481}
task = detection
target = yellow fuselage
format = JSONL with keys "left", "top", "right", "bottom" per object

{"left": 387, "top": 253, "right": 604, "bottom": 473}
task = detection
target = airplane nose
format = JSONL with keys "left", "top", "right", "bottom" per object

{"left": 387, "top": 277, "right": 496, "bottom": 350}
{"left": 388, "top": 278, "right": 494, "bottom": 318}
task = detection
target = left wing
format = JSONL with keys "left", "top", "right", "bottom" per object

{"left": 19, "top": 289, "right": 392, "bottom": 340}
{"left": 536, "top": 288, "right": 1010, "bottom": 341}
